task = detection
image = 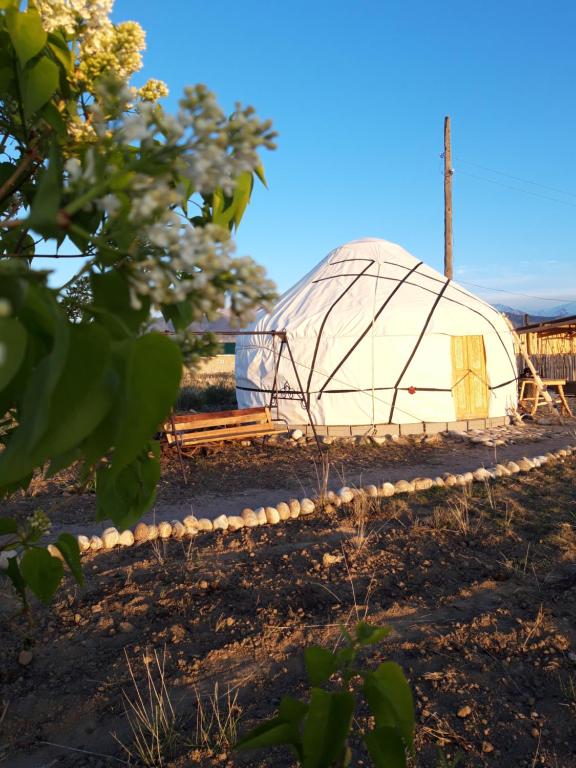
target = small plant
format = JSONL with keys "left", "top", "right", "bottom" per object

{"left": 236, "top": 621, "right": 414, "bottom": 767}
{"left": 193, "top": 682, "right": 243, "bottom": 755}
{"left": 558, "top": 672, "right": 576, "bottom": 706}
{"left": 115, "top": 648, "right": 179, "bottom": 768}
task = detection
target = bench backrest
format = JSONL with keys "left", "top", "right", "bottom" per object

{"left": 164, "top": 407, "right": 272, "bottom": 444}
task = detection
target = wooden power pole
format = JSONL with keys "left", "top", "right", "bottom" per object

{"left": 443, "top": 115, "right": 453, "bottom": 279}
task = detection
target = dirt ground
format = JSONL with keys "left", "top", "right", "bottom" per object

{"left": 3, "top": 421, "right": 575, "bottom": 535}
{"left": 1, "top": 448, "right": 576, "bottom": 768}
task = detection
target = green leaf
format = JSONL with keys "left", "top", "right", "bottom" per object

{"left": 47, "top": 32, "right": 72, "bottom": 72}
{"left": 0, "top": 66, "right": 14, "bottom": 93}
{"left": 41, "top": 101, "right": 67, "bottom": 137}
{"left": 236, "top": 718, "right": 301, "bottom": 754}
{"left": 20, "top": 547, "right": 64, "bottom": 604}
{"left": 355, "top": 621, "right": 391, "bottom": 647}
{"left": 96, "top": 442, "right": 160, "bottom": 528}
{"left": 254, "top": 164, "right": 268, "bottom": 188}
{"left": 161, "top": 300, "right": 193, "bottom": 332}
{"left": 91, "top": 270, "right": 150, "bottom": 335}
{"left": 231, "top": 171, "right": 254, "bottom": 229}
{"left": 0, "top": 516, "right": 17, "bottom": 534}
{"left": 27, "top": 141, "right": 62, "bottom": 238}
{"left": 363, "top": 662, "right": 414, "bottom": 751}
{"left": 0, "top": 317, "right": 27, "bottom": 390}
{"left": 302, "top": 688, "right": 354, "bottom": 768}
{"left": 6, "top": 8, "right": 47, "bottom": 67}
{"left": 0, "top": 323, "right": 113, "bottom": 487}
{"left": 278, "top": 696, "right": 309, "bottom": 724}
{"left": 5, "top": 555, "right": 27, "bottom": 606}
{"left": 304, "top": 646, "right": 339, "bottom": 686}
{"left": 364, "top": 727, "right": 407, "bottom": 768}
{"left": 110, "top": 333, "right": 182, "bottom": 474}
{"left": 22, "top": 56, "right": 59, "bottom": 120}
{"left": 55, "top": 533, "right": 83, "bottom": 585}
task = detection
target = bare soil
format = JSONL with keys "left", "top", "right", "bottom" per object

{"left": 1, "top": 450, "right": 576, "bottom": 768}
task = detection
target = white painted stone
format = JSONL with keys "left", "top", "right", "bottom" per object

{"left": 338, "top": 487, "right": 354, "bottom": 504}
{"left": 300, "top": 498, "right": 315, "bottom": 515}
{"left": 0, "top": 550, "right": 17, "bottom": 570}
{"left": 158, "top": 521, "right": 172, "bottom": 539}
{"left": 557, "top": 449, "right": 568, "bottom": 457}
{"left": 321, "top": 436, "right": 334, "bottom": 445}
{"left": 265, "top": 506, "right": 280, "bottom": 524}
{"left": 197, "top": 518, "right": 213, "bottom": 531}
{"left": 462, "top": 472, "right": 474, "bottom": 484}
{"left": 134, "top": 522, "right": 149, "bottom": 543}
{"left": 77, "top": 535, "right": 90, "bottom": 553}
{"left": 118, "top": 530, "right": 135, "bottom": 546}
{"left": 170, "top": 520, "right": 186, "bottom": 539}
{"left": 394, "top": 479, "right": 415, "bottom": 493}
{"left": 255, "top": 507, "right": 268, "bottom": 525}
{"left": 495, "top": 464, "right": 511, "bottom": 477}
{"left": 276, "top": 502, "right": 291, "bottom": 521}
{"left": 506, "top": 461, "right": 521, "bottom": 474}
{"left": 472, "top": 468, "right": 492, "bottom": 482}
{"left": 443, "top": 474, "right": 458, "bottom": 487}
{"left": 291, "top": 429, "right": 303, "bottom": 441}
{"left": 517, "top": 457, "right": 534, "bottom": 472}
{"left": 364, "top": 484, "right": 379, "bottom": 497}
{"left": 183, "top": 514, "right": 199, "bottom": 528}
{"left": 147, "top": 524, "right": 159, "bottom": 541}
{"left": 378, "top": 482, "right": 394, "bottom": 497}
{"left": 102, "top": 527, "right": 119, "bottom": 549}
{"left": 413, "top": 477, "right": 434, "bottom": 491}
{"left": 89, "top": 535, "right": 103, "bottom": 551}
{"left": 212, "top": 515, "right": 229, "bottom": 531}
{"left": 227, "top": 515, "right": 245, "bottom": 530}
{"left": 47, "top": 543, "right": 65, "bottom": 561}
{"left": 241, "top": 508, "right": 259, "bottom": 527}
{"left": 288, "top": 499, "right": 301, "bottom": 518}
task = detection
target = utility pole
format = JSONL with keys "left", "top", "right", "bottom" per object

{"left": 443, "top": 115, "right": 453, "bottom": 279}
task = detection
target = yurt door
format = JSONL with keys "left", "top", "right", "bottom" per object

{"left": 451, "top": 336, "right": 489, "bottom": 419}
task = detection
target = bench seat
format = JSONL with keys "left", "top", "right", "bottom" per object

{"left": 164, "top": 406, "right": 277, "bottom": 452}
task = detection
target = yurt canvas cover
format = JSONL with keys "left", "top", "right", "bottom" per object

{"left": 236, "top": 239, "right": 518, "bottom": 427}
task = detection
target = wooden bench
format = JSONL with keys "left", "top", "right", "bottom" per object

{"left": 163, "top": 407, "right": 277, "bottom": 455}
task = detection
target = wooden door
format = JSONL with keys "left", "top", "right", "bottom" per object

{"left": 451, "top": 335, "right": 489, "bottom": 420}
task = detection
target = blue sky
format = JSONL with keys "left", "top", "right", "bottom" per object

{"left": 48, "top": 0, "right": 576, "bottom": 313}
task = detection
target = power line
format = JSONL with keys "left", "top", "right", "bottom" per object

{"left": 456, "top": 169, "right": 576, "bottom": 209}
{"left": 458, "top": 280, "right": 576, "bottom": 304}
{"left": 455, "top": 157, "right": 576, "bottom": 199}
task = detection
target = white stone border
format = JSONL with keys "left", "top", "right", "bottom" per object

{"left": 75, "top": 444, "right": 575, "bottom": 555}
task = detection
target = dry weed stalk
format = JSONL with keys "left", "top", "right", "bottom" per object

{"left": 193, "top": 682, "right": 243, "bottom": 754}
{"left": 115, "top": 647, "right": 178, "bottom": 768}
{"left": 433, "top": 488, "right": 482, "bottom": 536}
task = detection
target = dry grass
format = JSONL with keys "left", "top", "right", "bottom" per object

{"left": 115, "top": 648, "right": 179, "bottom": 768}
{"left": 192, "top": 682, "right": 243, "bottom": 756}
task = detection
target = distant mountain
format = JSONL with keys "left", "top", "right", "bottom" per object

{"left": 492, "top": 304, "right": 560, "bottom": 328}
{"left": 545, "top": 301, "right": 576, "bottom": 318}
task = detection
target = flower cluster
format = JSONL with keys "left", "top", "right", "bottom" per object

{"left": 53, "top": 5, "right": 277, "bottom": 339}
{"left": 138, "top": 78, "right": 169, "bottom": 102}
{"left": 36, "top": 0, "right": 149, "bottom": 94}
{"left": 34, "top": 0, "right": 113, "bottom": 35}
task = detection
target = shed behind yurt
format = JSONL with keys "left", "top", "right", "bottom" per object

{"left": 236, "top": 239, "right": 518, "bottom": 435}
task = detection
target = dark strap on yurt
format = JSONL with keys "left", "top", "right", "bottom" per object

{"left": 387, "top": 278, "right": 451, "bottom": 423}
{"left": 317, "top": 261, "right": 424, "bottom": 400}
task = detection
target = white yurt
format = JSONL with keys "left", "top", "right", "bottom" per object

{"left": 235, "top": 239, "right": 518, "bottom": 433}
